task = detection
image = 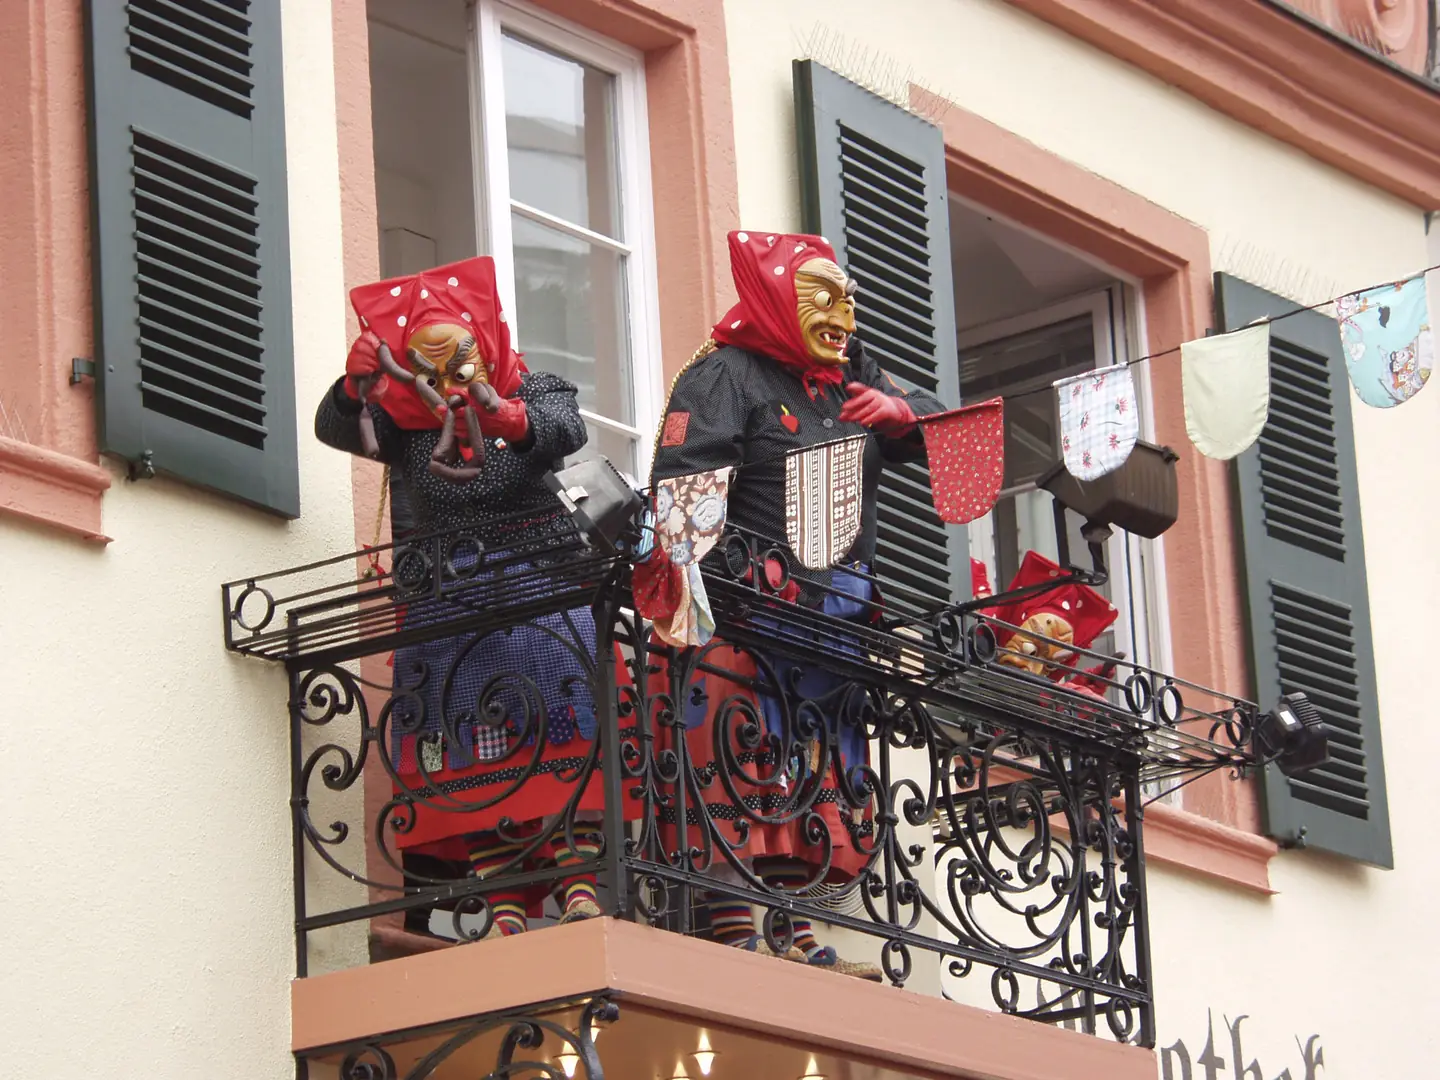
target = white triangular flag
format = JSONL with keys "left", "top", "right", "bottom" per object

{"left": 1181, "top": 324, "right": 1270, "bottom": 460}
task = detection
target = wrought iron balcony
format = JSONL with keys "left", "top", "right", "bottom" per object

{"left": 223, "top": 507, "right": 1299, "bottom": 1055}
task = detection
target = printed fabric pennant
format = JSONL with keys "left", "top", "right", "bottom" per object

{"left": 1055, "top": 364, "right": 1139, "bottom": 481}
{"left": 654, "top": 468, "right": 732, "bottom": 566}
{"left": 785, "top": 435, "right": 866, "bottom": 570}
{"left": 1336, "top": 276, "right": 1434, "bottom": 408}
{"left": 1180, "top": 324, "right": 1271, "bottom": 460}
{"left": 917, "top": 397, "right": 1005, "bottom": 524}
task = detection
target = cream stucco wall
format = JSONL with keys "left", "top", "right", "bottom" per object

{"left": 0, "top": 2, "right": 364, "bottom": 1078}
{"left": 720, "top": 0, "right": 1440, "bottom": 1071}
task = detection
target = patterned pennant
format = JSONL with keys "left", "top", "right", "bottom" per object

{"left": 1181, "top": 324, "right": 1271, "bottom": 460}
{"left": 654, "top": 468, "right": 732, "bottom": 566}
{"left": 785, "top": 435, "right": 865, "bottom": 570}
{"left": 1055, "top": 365, "right": 1139, "bottom": 481}
{"left": 917, "top": 397, "right": 1004, "bottom": 524}
{"left": 1336, "top": 276, "right": 1433, "bottom": 408}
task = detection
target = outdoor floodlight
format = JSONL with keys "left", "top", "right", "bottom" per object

{"left": 545, "top": 457, "right": 644, "bottom": 554}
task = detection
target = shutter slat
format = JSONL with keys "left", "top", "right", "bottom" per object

{"left": 141, "top": 340, "right": 265, "bottom": 395}
{"left": 1219, "top": 272, "right": 1390, "bottom": 867}
{"left": 88, "top": 0, "right": 297, "bottom": 516}
{"left": 125, "top": 0, "right": 256, "bottom": 118}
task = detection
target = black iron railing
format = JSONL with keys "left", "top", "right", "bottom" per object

{"left": 224, "top": 511, "right": 1280, "bottom": 1050}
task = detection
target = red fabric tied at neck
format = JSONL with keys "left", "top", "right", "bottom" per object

{"left": 349, "top": 255, "right": 528, "bottom": 430}
{"left": 711, "top": 230, "right": 847, "bottom": 395}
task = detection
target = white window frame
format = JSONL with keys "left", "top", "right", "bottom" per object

{"left": 954, "top": 287, "right": 1170, "bottom": 677}
{"left": 468, "top": 0, "right": 663, "bottom": 475}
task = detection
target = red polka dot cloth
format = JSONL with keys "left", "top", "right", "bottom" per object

{"left": 349, "top": 255, "right": 526, "bottom": 430}
{"left": 917, "top": 396, "right": 1005, "bottom": 525}
{"left": 1054, "top": 364, "right": 1139, "bottom": 481}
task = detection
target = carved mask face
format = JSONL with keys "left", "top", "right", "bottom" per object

{"left": 997, "top": 612, "right": 1076, "bottom": 676}
{"left": 406, "top": 323, "right": 486, "bottom": 412}
{"left": 794, "top": 258, "right": 857, "bottom": 364}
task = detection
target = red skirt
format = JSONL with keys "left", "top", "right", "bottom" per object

{"left": 647, "top": 635, "right": 874, "bottom": 881}
{"left": 391, "top": 646, "right": 640, "bottom": 862}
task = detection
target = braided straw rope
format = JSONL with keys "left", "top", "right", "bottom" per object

{"left": 648, "top": 337, "right": 717, "bottom": 487}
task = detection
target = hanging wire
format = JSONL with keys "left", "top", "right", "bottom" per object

{"left": 650, "top": 263, "right": 1440, "bottom": 486}
{"left": 984, "top": 262, "right": 1440, "bottom": 409}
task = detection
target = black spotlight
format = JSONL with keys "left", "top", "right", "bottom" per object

{"left": 544, "top": 457, "right": 644, "bottom": 554}
{"left": 1255, "top": 692, "right": 1330, "bottom": 777}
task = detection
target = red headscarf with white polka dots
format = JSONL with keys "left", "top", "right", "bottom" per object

{"left": 711, "top": 230, "right": 846, "bottom": 389}
{"left": 349, "top": 256, "right": 527, "bottom": 429}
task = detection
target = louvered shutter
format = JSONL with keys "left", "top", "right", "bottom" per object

{"left": 793, "top": 60, "right": 967, "bottom": 609}
{"left": 1217, "top": 273, "right": 1391, "bottom": 868}
{"left": 85, "top": 0, "right": 298, "bottom": 517}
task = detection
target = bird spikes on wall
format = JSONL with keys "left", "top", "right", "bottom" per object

{"left": 1214, "top": 235, "right": 1341, "bottom": 310}
{"left": 793, "top": 23, "right": 955, "bottom": 125}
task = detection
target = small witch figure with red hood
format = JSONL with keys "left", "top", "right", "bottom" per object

{"left": 314, "top": 256, "right": 612, "bottom": 938}
{"left": 636, "top": 231, "right": 950, "bottom": 979}
{"left": 977, "top": 552, "right": 1121, "bottom": 698}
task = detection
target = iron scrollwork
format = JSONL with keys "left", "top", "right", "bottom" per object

{"left": 223, "top": 517, "right": 1281, "bottom": 1050}
{"left": 334, "top": 997, "right": 619, "bottom": 1080}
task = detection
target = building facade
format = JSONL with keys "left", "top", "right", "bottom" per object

{"left": 4, "top": 1, "right": 1439, "bottom": 1077}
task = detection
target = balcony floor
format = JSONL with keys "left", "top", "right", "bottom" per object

{"left": 292, "top": 918, "right": 1156, "bottom": 1080}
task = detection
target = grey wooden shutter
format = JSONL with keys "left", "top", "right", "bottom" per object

{"left": 85, "top": 0, "right": 298, "bottom": 517}
{"left": 793, "top": 60, "right": 966, "bottom": 609}
{"left": 1217, "top": 272, "right": 1391, "bottom": 868}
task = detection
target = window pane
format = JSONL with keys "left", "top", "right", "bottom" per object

{"left": 368, "top": 16, "right": 477, "bottom": 269}
{"left": 502, "top": 34, "right": 620, "bottom": 238}
{"left": 568, "top": 422, "right": 639, "bottom": 482}
{"left": 960, "top": 314, "right": 1094, "bottom": 490}
{"left": 511, "top": 213, "right": 633, "bottom": 423}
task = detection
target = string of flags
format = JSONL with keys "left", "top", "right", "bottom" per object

{"left": 646, "top": 265, "right": 1437, "bottom": 574}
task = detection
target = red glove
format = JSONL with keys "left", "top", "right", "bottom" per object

{"left": 838, "top": 383, "right": 918, "bottom": 436}
{"left": 344, "top": 330, "right": 383, "bottom": 399}
{"left": 469, "top": 382, "right": 530, "bottom": 443}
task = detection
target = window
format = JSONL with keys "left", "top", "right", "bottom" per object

{"left": 368, "top": 0, "right": 660, "bottom": 478}
{"left": 956, "top": 288, "right": 1164, "bottom": 675}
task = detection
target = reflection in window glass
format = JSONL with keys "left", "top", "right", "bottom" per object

{"left": 502, "top": 34, "right": 620, "bottom": 238}
{"left": 510, "top": 214, "right": 632, "bottom": 424}
{"left": 368, "top": 18, "right": 477, "bottom": 271}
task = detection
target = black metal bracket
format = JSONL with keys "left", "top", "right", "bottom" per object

{"left": 1053, "top": 497, "right": 1110, "bottom": 584}
{"left": 128, "top": 450, "right": 156, "bottom": 482}
{"left": 69, "top": 357, "right": 95, "bottom": 385}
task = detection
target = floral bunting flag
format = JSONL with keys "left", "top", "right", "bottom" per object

{"left": 1180, "top": 324, "right": 1271, "bottom": 460}
{"left": 1055, "top": 364, "right": 1139, "bottom": 481}
{"left": 654, "top": 468, "right": 732, "bottom": 566}
{"left": 1336, "top": 276, "right": 1434, "bottom": 408}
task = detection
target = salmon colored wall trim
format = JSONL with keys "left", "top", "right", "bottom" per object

{"left": 0, "top": 436, "right": 110, "bottom": 542}
{"left": 919, "top": 89, "right": 1262, "bottom": 838}
{"left": 1006, "top": 0, "right": 1440, "bottom": 209}
{"left": 293, "top": 918, "right": 1157, "bottom": 1080}
{"left": 0, "top": 1, "right": 106, "bottom": 542}
{"left": 521, "top": 0, "right": 740, "bottom": 376}
{"left": 1042, "top": 799, "right": 1277, "bottom": 894}
{"left": 1142, "top": 800, "right": 1278, "bottom": 894}
{"left": 330, "top": 0, "right": 410, "bottom": 944}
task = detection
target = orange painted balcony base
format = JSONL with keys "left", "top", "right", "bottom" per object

{"left": 293, "top": 918, "right": 1156, "bottom": 1080}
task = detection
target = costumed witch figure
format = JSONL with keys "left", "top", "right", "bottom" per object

{"left": 315, "top": 256, "right": 617, "bottom": 938}
{"left": 633, "top": 231, "right": 949, "bottom": 980}
{"left": 976, "top": 552, "right": 1121, "bottom": 699}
